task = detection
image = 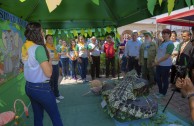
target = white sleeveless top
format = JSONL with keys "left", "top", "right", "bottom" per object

{"left": 23, "top": 45, "right": 50, "bottom": 83}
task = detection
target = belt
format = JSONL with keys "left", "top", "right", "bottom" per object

{"left": 128, "top": 56, "right": 136, "bottom": 58}
{"left": 43, "top": 80, "right": 50, "bottom": 83}
{"left": 91, "top": 55, "right": 100, "bottom": 57}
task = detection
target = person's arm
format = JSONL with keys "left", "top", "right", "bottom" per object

{"left": 35, "top": 46, "right": 52, "bottom": 78}
{"left": 176, "top": 77, "right": 194, "bottom": 121}
{"left": 103, "top": 43, "right": 106, "bottom": 53}
{"left": 87, "top": 45, "right": 92, "bottom": 61}
{"left": 124, "top": 42, "right": 129, "bottom": 58}
{"left": 172, "top": 43, "right": 180, "bottom": 57}
{"left": 66, "top": 47, "right": 71, "bottom": 59}
{"left": 88, "top": 44, "right": 94, "bottom": 52}
{"left": 154, "top": 43, "right": 174, "bottom": 65}
{"left": 75, "top": 45, "right": 82, "bottom": 63}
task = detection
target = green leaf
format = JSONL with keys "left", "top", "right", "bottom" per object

{"left": 54, "top": 29, "right": 58, "bottom": 36}
{"left": 147, "top": 0, "right": 157, "bottom": 15}
{"left": 14, "top": 23, "right": 20, "bottom": 30}
{"left": 20, "top": 0, "right": 26, "bottom": 2}
{"left": 88, "top": 29, "right": 92, "bottom": 37}
{"left": 159, "top": 0, "right": 163, "bottom": 6}
{"left": 94, "top": 28, "right": 99, "bottom": 36}
{"left": 192, "top": 0, "right": 194, "bottom": 5}
{"left": 185, "top": 0, "right": 191, "bottom": 8}
{"left": 84, "top": 33, "right": 88, "bottom": 38}
{"left": 91, "top": 0, "right": 99, "bottom": 5}
{"left": 101, "top": 28, "right": 105, "bottom": 35}
{"left": 168, "top": 0, "right": 175, "bottom": 15}
{"left": 47, "top": 29, "right": 53, "bottom": 34}
{"left": 73, "top": 30, "right": 78, "bottom": 37}
{"left": 106, "top": 26, "right": 111, "bottom": 33}
{"left": 80, "top": 29, "right": 85, "bottom": 36}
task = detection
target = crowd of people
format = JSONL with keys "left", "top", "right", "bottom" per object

{"left": 43, "top": 27, "right": 194, "bottom": 100}
{"left": 22, "top": 22, "right": 194, "bottom": 125}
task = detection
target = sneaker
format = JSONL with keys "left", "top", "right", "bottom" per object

{"left": 84, "top": 79, "right": 89, "bottom": 82}
{"left": 56, "top": 99, "right": 60, "bottom": 103}
{"left": 68, "top": 77, "right": 71, "bottom": 80}
{"left": 155, "top": 93, "right": 165, "bottom": 99}
{"left": 80, "top": 79, "right": 84, "bottom": 83}
{"left": 57, "top": 95, "right": 64, "bottom": 100}
{"left": 73, "top": 77, "right": 77, "bottom": 80}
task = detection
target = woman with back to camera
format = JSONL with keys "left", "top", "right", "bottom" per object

{"left": 22, "top": 22, "right": 63, "bottom": 126}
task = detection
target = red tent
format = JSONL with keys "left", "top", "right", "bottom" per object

{"left": 156, "top": 9, "right": 194, "bottom": 26}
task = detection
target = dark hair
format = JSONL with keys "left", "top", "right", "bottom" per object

{"left": 162, "top": 29, "right": 171, "bottom": 37}
{"left": 171, "top": 31, "right": 177, "bottom": 37}
{"left": 192, "top": 26, "right": 194, "bottom": 31}
{"left": 45, "top": 34, "right": 53, "bottom": 40}
{"left": 182, "top": 30, "right": 191, "bottom": 36}
{"left": 69, "top": 39, "right": 76, "bottom": 51}
{"left": 24, "top": 22, "right": 50, "bottom": 60}
{"left": 78, "top": 35, "right": 85, "bottom": 42}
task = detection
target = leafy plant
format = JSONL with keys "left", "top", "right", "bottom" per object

{"left": 147, "top": 0, "right": 194, "bottom": 15}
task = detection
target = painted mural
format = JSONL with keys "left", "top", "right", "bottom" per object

{"left": 0, "top": 9, "right": 27, "bottom": 84}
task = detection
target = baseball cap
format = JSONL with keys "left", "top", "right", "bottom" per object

{"left": 143, "top": 32, "right": 153, "bottom": 38}
{"left": 132, "top": 30, "right": 138, "bottom": 33}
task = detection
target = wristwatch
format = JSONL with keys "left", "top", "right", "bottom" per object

{"left": 187, "top": 93, "right": 194, "bottom": 99}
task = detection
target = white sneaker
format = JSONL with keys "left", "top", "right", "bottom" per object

{"left": 56, "top": 99, "right": 60, "bottom": 103}
{"left": 57, "top": 95, "right": 64, "bottom": 100}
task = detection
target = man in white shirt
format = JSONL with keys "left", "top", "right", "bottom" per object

{"left": 124, "top": 31, "right": 142, "bottom": 76}
{"left": 88, "top": 36, "right": 101, "bottom": 80}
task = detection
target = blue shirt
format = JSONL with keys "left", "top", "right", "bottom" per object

{"left": 124, "top": 39, "right": 142, "bottom": 58}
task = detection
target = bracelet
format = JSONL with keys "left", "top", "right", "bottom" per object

{"left": 187, "top": 93, "right": 194, "bottom": 99}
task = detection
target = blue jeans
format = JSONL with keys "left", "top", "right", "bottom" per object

{"left": 121, "top": 55, "right": 127, "bottom": 72}
{"left": 25, "top": 81, "right": 63, "bottom": 126}
{"left": 156, "top": 66, "right": 171, "bottom": 95}
{"left": 50, "top": 64, "right": 59, "bottom": 97}
{"left": 60, "top": 58, "right": 70, "bottom": 77}
{"left": 78, "top": 57, "right": 88, "bottom": 79}
{"left": 69, "top": 59, "right": 77, "bottom": 78}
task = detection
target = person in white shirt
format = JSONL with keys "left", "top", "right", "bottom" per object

{"left": 88, "top": 36, "right": 101, "bottom": 80}
{"left": 124, "top": 31, "right": 142, "bottom": 76}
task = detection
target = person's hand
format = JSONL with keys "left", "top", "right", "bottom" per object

{"left": 175, "top": 77, "right": 184, "bottom": 88}
{"left": 176, "top": 77, "right": 194, "bottom": 96}
{"left": 48, "top": 59, "right": 52, "bottom": 65}
{"left": 183, "top": 77, "right": 194, "bottom": 95}
{"left": 152, "top": 60, "right": 159, "bottom": 66}
{"left": 89, "top": 57, "right": 93, "bottom": 64}
{"left": 78, "top": 58, "right": 82, "bottom": 63}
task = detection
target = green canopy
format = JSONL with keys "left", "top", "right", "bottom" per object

{"left": 0, "top": 0, "right": 188, "bottom": 29}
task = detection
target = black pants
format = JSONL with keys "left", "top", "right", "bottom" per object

{"left": 91, "top": 55, "right": 100, "bottom": 79}
{"left": 50, "top": 64, "right": 59, "bottom": 97}
{"left": 127, "top": 56, "right": 141, "bottom": 76}
{"left": 170, "top": 65, "right": 177, "bottom": 84}
{"left": 105, "top": 57, "right": 115, "bottom": 77}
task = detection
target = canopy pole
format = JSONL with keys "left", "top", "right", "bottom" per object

{"left": 156, "top": 22, "right": 158, "bottom": 39}
{"left": 115, "top": 26, "right": 120, "bottom": 80}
